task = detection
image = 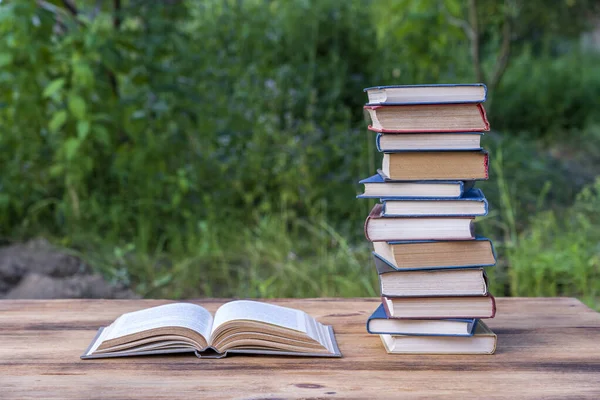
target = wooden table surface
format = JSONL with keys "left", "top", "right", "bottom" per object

{"left": 0, "top": 298, "right": 599, "bottom": 400}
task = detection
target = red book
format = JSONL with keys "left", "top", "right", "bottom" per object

{"left": 364, "top": 103, "right": 490, "bottom": 133}
{"left": 381, "top": 294, "right": 497, "bottom": 319}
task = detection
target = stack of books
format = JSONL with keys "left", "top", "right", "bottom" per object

{"left": 359, "top": 84, "right": 497, "bottom": 355}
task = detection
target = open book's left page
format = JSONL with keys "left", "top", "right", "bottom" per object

{"left": 82, "top": 303, "right": 213, "bottom": 357}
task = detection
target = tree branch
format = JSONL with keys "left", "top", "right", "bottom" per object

{"left": 489, "top": 1, "right": 513, "bottom": 91}
{"left": 113, "top": 0, "right": 122, "bottom": 29}
{"left": 61, "top": 0, "right": 78, "bottom": 16}
{"left": 467, "top": 0, "right": 485, "bottom": 83}
{"left": 441, "top": 0, "right": 484, "bottom": 83}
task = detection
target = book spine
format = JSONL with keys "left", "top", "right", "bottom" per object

{"left": 477, "top": 104, "right": 490, "bottom": 131}
{"left": 483, "top": 152, "right": 490, "bottom": 179}
{"left": 489, "top": 295, "right": 496, "bottom": 318}
{"left": 376, "top": 133, "right": 382, "bottom": 152}
{"left": 368, "top": 126, "right": 486, "bottom": 134}
{"left": 381, "top": 296, "right": 392, "bottom": 318}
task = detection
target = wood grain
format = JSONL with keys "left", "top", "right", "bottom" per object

{"left": 0, "top": 298, "right": 599, "bottom": 399}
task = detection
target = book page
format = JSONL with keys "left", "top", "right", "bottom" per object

{"left": 102, "top": 303, "right": 213, "bottom": 343}
{"left": 211, "top": 300, "right": 308, "bottom": 337}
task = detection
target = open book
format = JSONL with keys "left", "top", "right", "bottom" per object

{"left": 81, "top": 301, "right": 341, "bottom": 359}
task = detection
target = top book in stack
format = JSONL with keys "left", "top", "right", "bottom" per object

{"left": 364, "top": 84, "right": 489, "bottom": 133}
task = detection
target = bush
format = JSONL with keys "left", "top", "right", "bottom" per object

{"left": 504, "top": 178, "right": 600, "bottom": 308}
{"left": 490, "top": 51, "right": 600, "bottom": 137}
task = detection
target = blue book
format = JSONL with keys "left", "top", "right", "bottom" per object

{"left": 364, "top": 83, "right": 487, "bottom": 106}
{"left": 376, "top": 169, "right": 478, "bottom": 192}
{"left": 376, "top": 132, "right": 483, "bottom": 152}
{"left": 366, "top": 304, "right": 478, "bottom": 336}
{"left": 372, "top": 237, "right": 497, "bottom": 273}
{"left": 357, "top": 173, "right": 471, "bottom": 199}
{"left": 380, "top": 188, "right": 488, "bottom": 217}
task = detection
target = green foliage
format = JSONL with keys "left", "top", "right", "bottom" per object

{"left": 504, "top": 178, "right": 600, "bottom": 308}
{"left": 0, "top": 0, "right": 598, "bottom": 306}
{"left": 491, "top": 51, "right": 600, "bottom": 136}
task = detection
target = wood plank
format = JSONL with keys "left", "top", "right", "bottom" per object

{"left": 0, "top": 298, "right": 599, "bottom": 399}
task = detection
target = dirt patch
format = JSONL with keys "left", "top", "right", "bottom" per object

{"left": 0, "top": 238, "right": 138, "bottom": 299}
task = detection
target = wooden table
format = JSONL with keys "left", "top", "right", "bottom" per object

{"left": 0, "top": 298, "right": 599, "bottom": 399}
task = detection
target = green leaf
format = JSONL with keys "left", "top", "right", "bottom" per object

{"left": 49, "top": 110, "right": 67, "bottom": 133}
{"left": 63, "top": 138, "right": 80, "bottom": 161}
{"left": 68, "top": 94, "right": 86, "bottom": 120}
{"left": 93, "top": 125, "right": 110, "bottom": 147}
{"left": 0, "top": 54, "right": 13, "bottom": 67}
{"left": 49, "top": 164, "right": 64, "bottom": 177}
{"left": 77, "top": 120, "right": 90, "bottom": 139}
{"left": 43, "top": 79, "right": 66, "bottom": 98}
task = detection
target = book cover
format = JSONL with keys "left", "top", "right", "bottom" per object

{"left": 375, "top": 170, "right": 477, "bottom": 192}
{"left": 364, "top": 203, "right": 475, "bottom": 242}
{"left": 357, "top": 174, "right": 467, "bottom": 199}
{"left": 366, "top": 304, "right": 478, "bottom": 336}
{"left": 363, "top": 83, "right": 487, "bottom": 105}
{"left": 371, "top": 237, "right": 497, "bottom": 273}
{"left": 375, "top": 132, "right": 484, "bottom": 152}
{"left": 364, "top": 103, "right": 490, "bottom": 133}
{"left": 380, "top": 188, "right": 489, "bottom": 217}
{"left": 381, "top": 151, "right": 489, "bottom": 181}
{"left": 381, "top": 294, "right": 497, "bottom": 319}
{"left": 378, "top": 269, "right": 489, "bottom": 298}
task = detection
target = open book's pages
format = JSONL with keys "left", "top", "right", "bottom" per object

{"left": 380, "top": 320, "right": 496, "bottom": 354}
{"left": 81, "top": 301, "right": 341, "bottom": 359}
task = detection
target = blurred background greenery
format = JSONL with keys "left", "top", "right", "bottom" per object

{"left": 0, "top": 0, "right": 599, "bottom": 306}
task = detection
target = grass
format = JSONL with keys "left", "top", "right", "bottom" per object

{"left": 52, "top": 129, "right": 599, "bottom": 311}
{"left": 70, "top": 211, "right": 377, "bottom": 299}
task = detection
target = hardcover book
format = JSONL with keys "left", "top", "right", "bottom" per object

{"left": 81, "top": 301, "right": 341, "bottom": 359}
{"left": 364, "top": 204, "right": 475, "bottom": 242}
{"left": 380, "top": 320, "right": 496, "bottom": 354}
{"left": 381, "top": 151, "right": 489, "bottom": 181}
{"left": 380, "top": 188, "right": 488, "bottom": 217}
{"left": 376, "top": 132, "right": 483, "bottom": 152}
{"left": 364, "top": 83, "right": 487, "bottom": 105}
{"left": 357, "top": 174, "right": 468, "bottom": 199}
{"left": 382, "top": 294, "right": 496, "bottom": 319}
{"left": 372, "top": 238, "right": 497, "bottom": 272}
{"left": 378, "top": 268, "right": 488, "bottom": 297}
{"left": 364, "top": 103, "right": 490, "bottom": 133}
{"left": 366, "top": 304, "right": 478, "bottom": 336}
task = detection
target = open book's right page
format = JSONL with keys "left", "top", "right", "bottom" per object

{"left": 209, "top": 300, "right": 339, "bottom": 356}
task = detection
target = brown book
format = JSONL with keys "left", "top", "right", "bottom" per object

{"left": 372, "top": 239, "right": 496, "bottom": 271}
{"left": 364, "top": 103, "right": 489, "bottom": 133}
{"left": 364, "top": 204, "right": 474, "bottom": 242}
{"left": 382, "top": 294, "right": 496, "bottom": 319}
{"left": 382, "top": 151, "right": 488, "bottom": 181}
